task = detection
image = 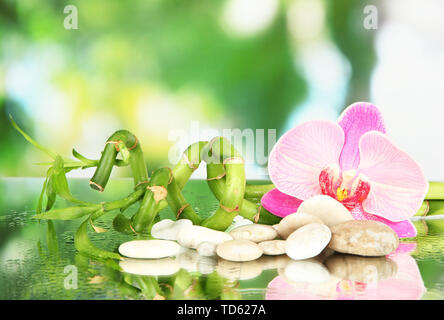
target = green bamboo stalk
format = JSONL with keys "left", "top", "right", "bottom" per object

{"left": 415, "top": 200, "right": 444, "bottom": 217}
{"left": 33, "top": 205, "right": 101, "bottom": 220}
{"left": 90, "top": 130, "right": 149, "bottom": 192}
{"left": 244, "top": 183, "right": 275, "bottom": 199}
{"left": 74, "top": 216, "right": 121, "bottom": 260}
{"left": 131, "top": 168, "right": 172, "bottom": 233}
{"left": 172, "top": 141, "right": 208, "bottom": 189}
{"left": 157, "top": 141, "right": 208, "bottom": 212}
{"left": 206, "top": 163, "right": 281, "bottom": 225}
{"left": 166, "top": 177, "right": 202, "bottom": 225}
{"left": 201, "top": 137, "right": 246, "bottom": 231}
{"left": 425, "top": 182, "right": 444, "bottom": 200}
{"left": 34, "top": 188, "right": 145, "bottom": 221}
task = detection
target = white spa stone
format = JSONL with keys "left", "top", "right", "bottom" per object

{"left": 328, "top": 220, "right": 399, "bottom": 256}
{"left": 285, "top": 223, "right": 331, "bottom": 260}
{"left": 296, "top": 195, "right": 353, "bottom": 227}
{"left": 258, "top": 240, "right": 286, "bottom": 255}
{"left": 216, "top": 239, "right": 263, "bottom": 262}
{"left": 176, "top": 225, "right": 233, "bottom": 249}
{"left": 151, "top": 219, "right": 193, "bottom": 241}
{"left": 229, "top": 224, "right": 278, "bottom": 243}
{"left": 274, "top": 212, "right": 324, "bottom": 239}
{"left": 118, "top": 240, "right": 181, "bottom": 259}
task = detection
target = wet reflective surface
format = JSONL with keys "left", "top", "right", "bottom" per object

{"left": 0, "top": 178, "right": 443, "bottom": 300}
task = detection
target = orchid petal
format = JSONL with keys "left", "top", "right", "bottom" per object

{"left": 350, "top": 204, "right": 417, "bottom": 238}
{"left": 261, "top": 188, "right": 303, "bottom": 218}
{"left": 338, "top": 102, "right": 386, "bottom": 171}
{"left": 268, "top": 120, "right": 344, "bottom": 201}
{"left": 358, "top": 131, "right": 428, "bottom": 222}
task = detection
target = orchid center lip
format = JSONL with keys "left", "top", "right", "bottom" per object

{"left": 336, "top": 187, "right": 348, "bottom": 201}
{"left": 319, "top": 164, "right": 370, "bottom": 209}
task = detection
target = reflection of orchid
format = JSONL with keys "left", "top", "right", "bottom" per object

{"left": 265, "top": 243, "right": 426, "bottom": 300}
{"left": 262, "top": 102, "right": 428, "bottom": 238}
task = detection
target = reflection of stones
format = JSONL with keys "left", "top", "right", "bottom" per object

{"left": 216, "top": 239, "right": 263, "bottom": 262}
{"left": 197, "top": 241, "right": 217, "bottom": 257}
{"left": 258, "top": 240, "right": 286, "bottom": 255}
{"left": 177, "top": 225, "right": 233, "bottom": 249}
{"left": 324, "top": 254, "right": 397, "bottom": 283}
{"left": 229, "top": 224, "right": 278, "bottom": 243}
{"left": 329, "top": 220, "right": 399, "bottom": 256}
{"left": 151, "top": 219, "right": 193, "bottom": 241}
{"left": 118, "top": 239, "right": 181, "bottom": 259}
{"left": 119, "top": 257, "right": 180, "bottom": 276}
{"left": 257, "top": 255, "right": 292, "bottom": 270}
{"left": 285, "top": 223, "right": 331, "bottom": 260}
{"left": 176, "top": 248, "right": 217, "bottom": 274}
{"left": 274, "top": 212, "right": 324, "bottom": 239}
{"left": 314, "top": 247, "right": 336, "bottom": 264}
{"left": 215, "top": 259, "right": 264, "bottom": 281}
{"left": 279, "top": 259, "right": 331, "bottom": 284}
{"left": 296, "top": 195, "right": 354, "bottom": 227}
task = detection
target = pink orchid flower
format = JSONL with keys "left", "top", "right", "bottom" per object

{"left": 261, "top": 102, "right": 429, "bottom": 238}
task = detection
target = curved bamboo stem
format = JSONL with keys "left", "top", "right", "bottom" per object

{"left": 131, "top": 167, "right": 172, "bottom": 233}
{"left": 206, "top": 163, "right": 281, "bottom": 225}
{"left": 90, "top": 130, "right": 148, "bottom": 192}
{"left": 201, "top": 137, "right": 246, "bottom": 231}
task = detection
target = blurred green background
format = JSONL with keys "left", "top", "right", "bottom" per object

{"left": 0, "top": 0, "right": 391, "bottom": 178}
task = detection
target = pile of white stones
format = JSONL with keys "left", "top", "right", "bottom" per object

{"left": 118, "top": 195, "right": 400, "bottom": 279}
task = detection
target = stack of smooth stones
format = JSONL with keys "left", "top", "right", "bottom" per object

{"left": 118, "top": 195, "right": 400, "bottom": 281}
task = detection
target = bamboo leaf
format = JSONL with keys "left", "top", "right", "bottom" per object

{"left": 36, "top": 171, "right": 50, "bottom": 215}
{"left": 46, "top": 220, "right": 59, "bottom": 256}
{"left": 72, "top": 148, "right": 99, "bottom": 166}
{"left": 45, "top": 170, "right": 57, "bottom": 211}
{"left": 9, "top": 115, "right": 57, "bottom": 159}
{"left": 90, "top": 219, "right": 108, "bottom": 233}
{"left": 74, "top": 218, "right": 121, "bottom": 260}
{"left": 33, "top": 205, "right": 100, "bottom": 220}
{"left": 52, "top": 156, "right": 91, "bottom": 206}
{"left": 113, "top": 213, "right": 136, "bottom": 234}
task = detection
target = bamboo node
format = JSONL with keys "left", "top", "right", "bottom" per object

{"left": 127, "top": 136, "right": 138, "bottom": 151}
{"left": 176, "top": 204, "right": 190, "bottom": 219}
{"left": 223, "top": 156, "right": 244, "bottom": 165}
{"left": 220, "top": 203, "right": 240, "bottom": 213}
{"left": 89, "top": 180, "right": 104, "bottom": 192}
{"left": 253, "top": 206, "right": 262, "bottom": 223}
{"left": 106, "top": 140, "right": 124, "bottom": 152}
{"left": 134, "top": 180, "right": 149, "bottom": 190}
{"left": 422, "top": 200, "right": 430, "bottom": 217}
{"left": 161, "top": 166, "right": 174, "bottom": 184}
{"left": 129, "top": 223, "right": 138, "bottom": 234}
{"left": 207, "top": 172, "right": 226, "bottom": 181}
{"left": 183, "top": 153, "right": 200, "bottom": 170}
